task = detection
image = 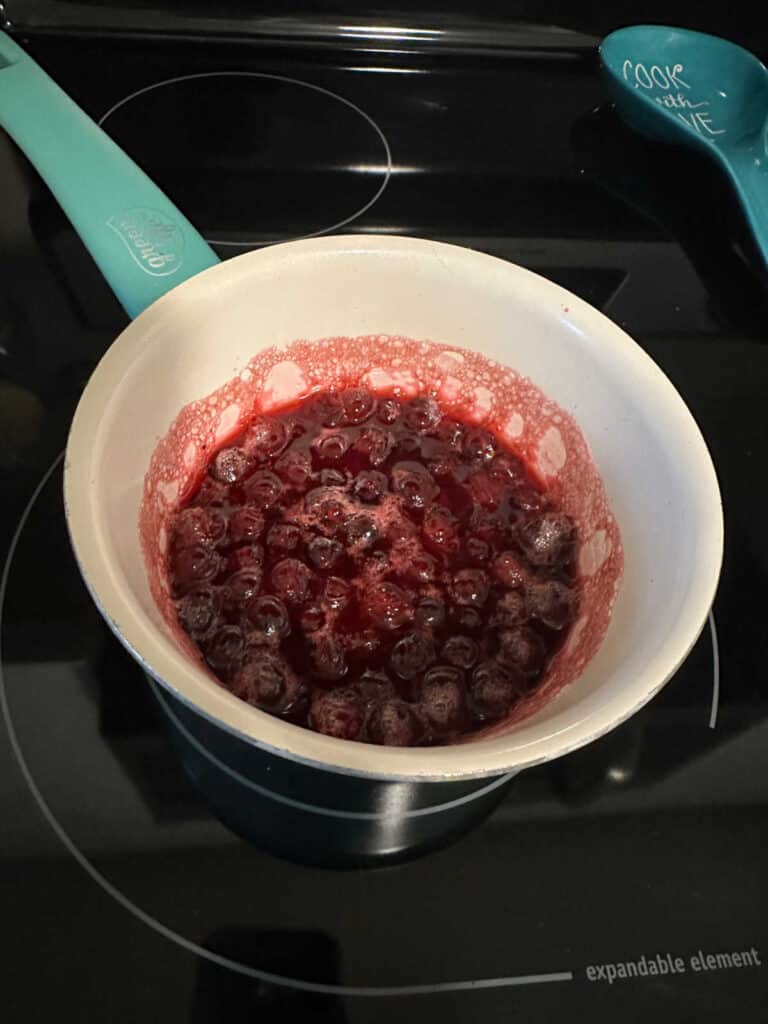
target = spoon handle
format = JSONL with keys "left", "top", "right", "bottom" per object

{"left": 0, "top": 31, "right": 219, "bottom": 319}
{"left": 723, "top": 151, "right": 768, "bottom": 270}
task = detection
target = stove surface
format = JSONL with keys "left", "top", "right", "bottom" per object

{"left": 1, "top": 25, "right": 766, "bottom": 1024}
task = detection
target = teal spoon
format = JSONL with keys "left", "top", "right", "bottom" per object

{"left": 600, "top": 25, "right": 768, "bottom": 268}
{"left": 0, "top": 31, "right": 219, "bottom": 319}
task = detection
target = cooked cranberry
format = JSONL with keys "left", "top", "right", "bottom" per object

{"left": 301, "top": 605, "right": 326, "bottom": 633}
{"left": 314, "top": 432, "right": 351, "bottom": 463}
{"left": 453, "top": 606, "right": 482, "bottom": 632}
{"left": 243, "top": 628, "right": 273, "bottom": 655}
{"left": 422, "top": 506, "right": 460, "bottom": 557}
{"left": 170, "top": 544, "right": 221, "bottom": 595}
{"left": 271, "top": 558, "right": 313, "bottom": 604}
{"left": 376, "top": 397, "right": 401, "bottom": 425}
{"left": 494, "top": 590, "right": 527, "bottom": 625}
{"left": 406, "top": 550, "right": 438, "bottom": 584}
{"left": 390, "top": 632, "right": 436, "bottom": 679}
{"left": 463, "top": 428, "right": 497, "bottom": 464}
{"left": 368, "top": 700, "right": 422, "bottom": 746}
{"left": 403, "top": 396, "right": 441, "bottom": 433}
{"left": 234, "top": 654, "right": 288, "bottom": 710}
{"left": 324, "top": 576, "right": 352, "bottom": 610}
{"left": 357, "top": 670, "right": 397, "bottom": 703}
{"left": 245, "top": 419, "right": 290, "bottom": 460}
{"left": 319, "top": 469, "right": 346, "bottom": 487}
{"left": 395, "top": 434, "right": 421, "bottom": 458}
{"left": 224, "top": 569, "right": 263, "bottom": 615}
{"left": 451, "top": 568, "right": 490, "bottom": 607}
{"left": 387, "top": 515, "right": 418, "bottom": 544}
{"left": 494, "top": 551, "right": 527, "bottom": 588}
{"left": 466, "top": 536, "right": 490, "bottom": 564}
{"left": 467, "top": 470, "right": 505, "bottom": 509}
{"left": 305, "top": 486, "right": 335, "bottom": 516}
{"left": 518, "top": 512, "right": 574, "bottom": 567}
{"left": 345, "top": 629, "right": 382, "bottom": 663}
{"left": 391, "top": 462, "right": 439, "bottom": 511}
{"left": 414, "top": 596, "right": 447, "bottom": 630}
{"left": 510, "top": 483, "right": 546, "bottom": 512}
{"left": 227, "top": 544, "right": 264, "bottom": 574}
{"left": 442, "top": 635, "right": 479, "bottom": 669}
{"left": 313, "top": 391, "right": 348, "bottom": 428}
{"left": 176, "top": 587, "right": 219, "bottom": 637}
{"left": 527, "top": 580, "right": 575, "bottom": 629}
{"left": 247, "top": 594, "right": 290, "bottom": 641}
{"left": 307, "top": 536, "right": 344, "bottom": 572}
{"left": 489, "top": 453, "right": 526, "bottom": 484}
{"left": 211, "top": 446, "right": 248, "bottom": 484}
{"left": 342, "top": 388, "right": 376, "bottom": 424}
{"left": 353, "top": 427, "right": 393, "bottom": 466}
{"left": 496, "top": 627, "right": 546, "bottom": 678}
{"left": 305, "top": 488, "right": 347, "bottom": 533}
{"left": 267, "top": 522, "right": 301, "bottom": 553}
{"left": 244, "top": 470, "right": 283, "bottom": 510}
{"left": 470, "top": 662, "right": 518, "bottom": 720}
{"left": 468, "top": 508, "right": 505, "bottom": 546}
{"left": 424, "top": 441, "right": 458, "bottom": 479}
{"left": 192, "top": 477, "right": 229, "bottom": 508}
{"left": 309, "top": 634, "right": 348, "bottom": 681}
{"left": 172, "top": 506, "right": 227, "bottom": 549}
{"left": 317, "top": 497, "right": 348, "bottom": 535}
{"left": 434, "top": 417, "right": 465, "bottom": 449}
{"left": 363, "top": 581, "right": 413, "bottom": 631}
{"left": 207, "top": 509, "right": 229, "bottom": 547}
{"left": 345, "top": 514, "right": 379, "bottom": 551}
{"left": 205, "top": 625, "right": 244, "bottom": 680}
{"left": 274, "top": 449, "right": 313, "bottom": 489}
{"left": 229, "top": 507, "right": 265, "bottom": 545}
{"left": 421, "top": 666, "right": 466, "bottom": 733}
{"left": 310, "top": 688, "right": 364, "bottom": 739}
{"left": 353, "top": 470, "right": 388, "bottom": 503}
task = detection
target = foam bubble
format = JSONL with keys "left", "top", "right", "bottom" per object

{"left": 439, "top": 375, "right": 462, "bottom": 402}
{"left": 216, "top": 403, "right": 241, "bottom": 443}
{"left": 157, "top": 479, "right": 178, "bottom": 503}
{"left": 504, "top": 412, "right": 524, "bottom": 439}
{"left": 472, "top": 385, "right": 494, "bottom": 421}
{"left": 183, "top": 441, "right": 197, "bottom": 469}
{"left": 262, "top": 361, "right": 308, "bottom": 409}
{"left": 537, "top": 426, "right": 567, "bottom": 477}
{"left": 363, "top": 368, "right": 396, "bottom": 392}
{"left": 565, "top": 615, "right": 588, "bottom": 654}
{"left": 579, "top": 529, "right": 611, "bottom": 576}
{"left": 436, "top": 350, "right": 465, "bottom": 372}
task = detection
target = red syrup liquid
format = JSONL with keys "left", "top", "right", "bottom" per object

{"left": 141, "top": 336, "right": 623, "bottom": 747}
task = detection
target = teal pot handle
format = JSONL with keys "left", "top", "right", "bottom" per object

{"left": 0, "top": 31, "right": 219, "bottom": 319}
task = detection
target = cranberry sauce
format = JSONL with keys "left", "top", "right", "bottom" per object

{"left": 166, "top": 388, "right": 579, "bottom": 747}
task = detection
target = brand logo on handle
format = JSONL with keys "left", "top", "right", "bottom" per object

{"left": 107, "top": 208, "right": 185, "bottom": 276}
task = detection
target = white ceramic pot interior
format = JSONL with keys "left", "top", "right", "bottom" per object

{"left": 64, "top": 236, "right": 723, "bottom": 781}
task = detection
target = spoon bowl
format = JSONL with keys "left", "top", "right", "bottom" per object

{"left": 601, "top": 25, "right": 768, "bottom": 265}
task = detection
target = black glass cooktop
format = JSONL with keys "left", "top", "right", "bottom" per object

{"left": 1, "top": 23, "right": 767, "bottom": 1024}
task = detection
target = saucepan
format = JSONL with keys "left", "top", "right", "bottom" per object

{"left": 0, "top": 32, "right": 723, "bottom": 865}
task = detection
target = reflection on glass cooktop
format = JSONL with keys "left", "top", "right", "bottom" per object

{"left": 98, "top": 71, "right": 392, "bottom": 246}
{"left": 1, "top": 27, "right": 767, "bottom": 1024}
